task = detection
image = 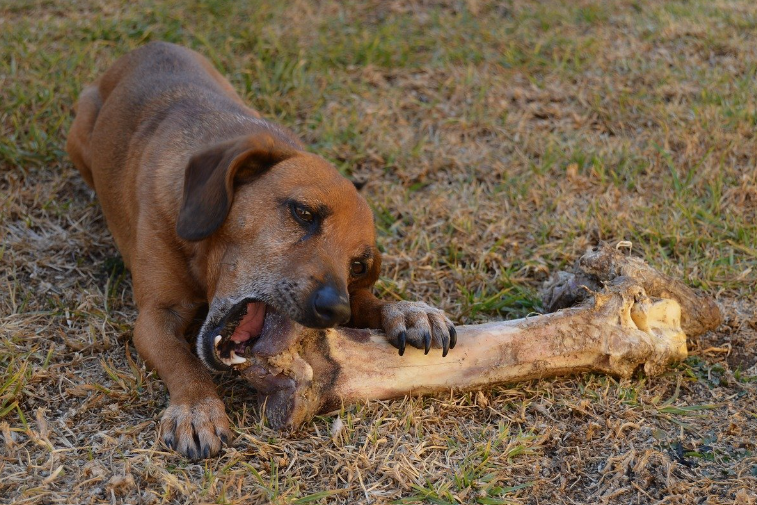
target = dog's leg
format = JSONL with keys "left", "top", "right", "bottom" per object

{"left": 350, "top": 289, "right": 456, "bottom": 356}
{"left": 132, "top": 306, "right": 232, "bottom": 459}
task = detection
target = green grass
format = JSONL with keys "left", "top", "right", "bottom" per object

{"left": 2, "top": 0, "right": 757, "bottom": 503}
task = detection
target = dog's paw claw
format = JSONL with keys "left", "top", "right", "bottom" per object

{"left": 381, "top": 301, "right": 455, "bottom": 356}
{"left": 160, "top": 397, "right": 231, "bottom": 459}
{"left": 163, "top": 431, "right": 175, "bottom": 450}
{"left": 423, "top": 331, "right": 431, "bottom": 354}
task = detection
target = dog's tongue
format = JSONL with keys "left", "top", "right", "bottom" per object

{"left": 231, "top": 302, "right": 266, "bottom": 343}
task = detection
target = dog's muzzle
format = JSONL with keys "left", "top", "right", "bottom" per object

{"left": 197, "top": 299, "right": 299, "bottom": 371}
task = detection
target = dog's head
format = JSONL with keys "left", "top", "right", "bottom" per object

{"left": 177, "top": 131, "right": 380, "bottom": 370}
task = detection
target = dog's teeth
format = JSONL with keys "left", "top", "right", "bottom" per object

{"left": 220, "top": 350, "right": 247, "bottom": 366}
{"left": 229, "top": 351, "right": 246, "bottom": 365}
{"left": 214, "top": 335, "right": 246, "bottom": 366}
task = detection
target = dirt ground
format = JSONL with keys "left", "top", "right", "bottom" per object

{"left": 1, "top": 0, "right": 757, "bottom": 503}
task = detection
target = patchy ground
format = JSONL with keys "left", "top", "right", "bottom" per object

{"left": 1, "top": 0, "right": 757, "bottom": 503}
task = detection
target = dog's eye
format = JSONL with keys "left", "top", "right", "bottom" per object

{"left": 292, "top": 204, "right": 314, "bottom": 224}
{"left": 350, "top": 260, "right": 367, "bottom": 276}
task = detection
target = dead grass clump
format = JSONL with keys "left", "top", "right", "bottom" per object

{"left": 2, "top": 0, "right": 757, "bottom": 503}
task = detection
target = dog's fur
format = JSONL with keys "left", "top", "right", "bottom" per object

{"left": 66, "top": 42, "right": 455, "bottom": 459}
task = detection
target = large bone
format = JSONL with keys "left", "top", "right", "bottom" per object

{"left": 236, "top": 244, "right": 720, "bottom": 429}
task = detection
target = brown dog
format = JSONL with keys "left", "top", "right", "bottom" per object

{"left": 66, "top": 42, "right": 456, "bottom": 459}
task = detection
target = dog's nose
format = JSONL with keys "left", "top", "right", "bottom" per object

{"left": 311, "top": 285, "right": 351, "bottom": 327}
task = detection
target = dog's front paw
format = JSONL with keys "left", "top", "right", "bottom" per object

{"left": 381, "top": 301, "right": 456, "bottom": 357}
{"left": 160, "top": 396, "right": 232, "bottom": 459}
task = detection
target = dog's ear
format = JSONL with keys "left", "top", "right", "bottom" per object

{"left": 177, "top": 134, "right": 298, "bottom": 241}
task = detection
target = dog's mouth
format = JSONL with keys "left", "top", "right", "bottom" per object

{"left": 198, "top": 298, "right": 298, "bottom": 371}
{"left": 213, "top": 300, "right": 267, "bottom": 366}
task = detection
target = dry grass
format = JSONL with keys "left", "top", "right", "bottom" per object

{"left": 2, "top": 0, "right": 757, "bottom": 503}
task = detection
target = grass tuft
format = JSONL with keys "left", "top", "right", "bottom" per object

{"left": 1, "top": 0, "right": 757, "bottom": 503}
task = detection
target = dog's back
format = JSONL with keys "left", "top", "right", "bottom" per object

{"left": 69, "top": 42, "right": 253, "bottom": 181}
